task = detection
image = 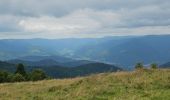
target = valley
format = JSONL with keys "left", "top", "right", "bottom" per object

{"left": 1, "top": 35, "right": 170, "bottom": 70}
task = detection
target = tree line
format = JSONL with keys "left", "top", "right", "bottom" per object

{"left": 0, "top": 63, "right": 48, "bottom": 83}
{"left": 0, "top": 62, "right": 159, "bottom": 83}
{"left": 135, "top": 63, "right": 158, "bottom": 69}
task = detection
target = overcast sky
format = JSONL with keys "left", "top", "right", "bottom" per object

{"left": 0, "top": 0, "right": 170, "bottom": 39}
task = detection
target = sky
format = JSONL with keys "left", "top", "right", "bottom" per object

{"left": 0, "top": 0, "right": 170, "bottom": 39}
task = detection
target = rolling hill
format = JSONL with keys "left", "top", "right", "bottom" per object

{"left": 59, "top": 60, "right": 97, "bottom": 67}
{"left": 0, "top": 69, "right": 169, "bottom": 100}
{"left": 0, "top": 59, "right": 121, "bottom": 78}
{"left": 26, "top": 63, "right": 122, "bottom": 78}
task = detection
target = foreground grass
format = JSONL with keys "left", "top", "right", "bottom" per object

{"left": 0, "top": 69, "right": 170, "bottom": 100}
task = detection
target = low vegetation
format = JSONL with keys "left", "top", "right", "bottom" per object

{"left": 0, "top": 68, "right": 169, "bottom": 100}
{"left": 0, "top": 63, "right": 48, "bottom": 83}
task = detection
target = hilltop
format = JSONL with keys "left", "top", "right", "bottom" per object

{"left": 0, "top": 69, "right": 169, "bottom": 100}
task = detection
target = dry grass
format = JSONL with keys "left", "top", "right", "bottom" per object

{"left": 0, "top": 69, "right": 170, "bottom": 100}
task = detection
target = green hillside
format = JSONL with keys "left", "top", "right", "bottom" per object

{"left": 0, "top": 69, "right": 169, "bottom": 100}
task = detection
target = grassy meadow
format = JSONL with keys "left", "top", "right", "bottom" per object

{"left": 0, "top": 69, "right": 170, "bottom": 100}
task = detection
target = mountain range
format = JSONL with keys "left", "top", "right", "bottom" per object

{"left": 1, "top": 35, "right": 170, "bottom": 69}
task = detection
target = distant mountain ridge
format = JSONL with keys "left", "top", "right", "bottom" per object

{"left": 15, "top": 55, "right": 74, "bottom": 63}
{"left": 1, "top": 35, "right": 170, "bottom": 69}
{"left": 7, "top": 55, "right": 98, "bottom": 67}
{"left": 73, "top": 35, "right": 170, "bottom": 69}
{"left": 159, "top": 62, "right": 170, "bottom": 68}
{"left": 8, "top": 59, "right": 60, "bottom": 67}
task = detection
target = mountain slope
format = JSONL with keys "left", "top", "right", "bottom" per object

{"left": 15, "top": 55, "right": 74, "bottom": 63}
{"left": 1, "top": 60, "right": 121, "bottom": 78}
{"left": 8, "top": 58, "right": 99, "bottom": 67}
{"left": 28, "top": 63, "right": 121, "bottom": 78}
{"left": 74, "top": 35, "right": 170, "bottom": 68}
{"left": 1, "top": 35, "right": 170, "bottom": 69}
{"left": 0, "top": 38, "right": 98, "bottom": 60}
{"left": 59, "top": 60, "right": 97, "bottom": 67}
{"left": 8, "top": 59, "right": 60, "bottom": 66}
{"left": 0, "top": 69, "right": 169, "bottom": 100}
{"left": 159, "top": 62, "right": 170, "bottom": 68}
{"left": 0, "top": 61, "right": 15, "bottom": 72}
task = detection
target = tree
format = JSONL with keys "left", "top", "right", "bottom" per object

{"left": 30, "top": 69, "right": 47, "bottom": 81}
{"left": 12, "top": 73, "right": 25, "bottom": 82}
{"left": 135, "top": 63, "right": 144, "bottom": 69}
{"left": 15, "top": 63, "right": 26, "bottom": 76}
{"left": 151, "top": 63, "right": 158, "bottom": 69}
{"left": 0, "top": 71, "right": 9, "bottom": 83}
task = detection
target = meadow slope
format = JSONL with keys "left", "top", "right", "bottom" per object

{"left": 0, "top": 69, "right": 170, "bottom": 100}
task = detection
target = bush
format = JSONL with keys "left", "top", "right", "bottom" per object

{"left": 6, "top": 73, "right": 14, "bottom": 82}
{"left": 135, "top": 63, "right": 144, "bottom": 70}
{"left": 0, "top": 71, "right": 9, "bottom": 83}
{"left": 0, "top": 63, "right": 48, "bottom": 83}
{"left": 151, "top": 63, "right": 158, "bottom": 69}
{"left": 30, "top": 69, "right": 47, "bottom": 81}
{"left": 12, "top": 73, "right": 25, "bottom": 82}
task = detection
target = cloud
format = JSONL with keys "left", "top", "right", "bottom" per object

{"left": 0, "top": 15, "right": 21, "bottom": 32}
{"left": 0, "top": 0, "right": 170, "bottom": 38}
{"left": 18, "top": 9, "right": 120, "bottom": 34}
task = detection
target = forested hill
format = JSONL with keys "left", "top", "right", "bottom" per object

{"left": 0, "top": 61, "right": 121, "bottom": 78}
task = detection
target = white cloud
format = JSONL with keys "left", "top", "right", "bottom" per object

{"left": 0, "top": 0, "right": 170, "bottom": 38}
{"left": 18, "top": 9, "right": 120, "bottom": 36}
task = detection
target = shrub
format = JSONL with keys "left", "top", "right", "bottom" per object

{"left": 0, "top": 71, "right": 9, "bottom": 83}
{"left": 6, "top": 73, "right": 14, "bottom": 82}
{"left": 151, "top": 63, "right": 158, "bottom": 69}
{"left": 135, "top": 63, "right": 144, "bottom": 70}
{"left": 0, "top": 63, "right": 48, "bottom": 83}
{"left": 12, "top": 73, "right": 25, "bottom": 82}
{"left": 30, "top": 69, "right": 47, "bottom": 81}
